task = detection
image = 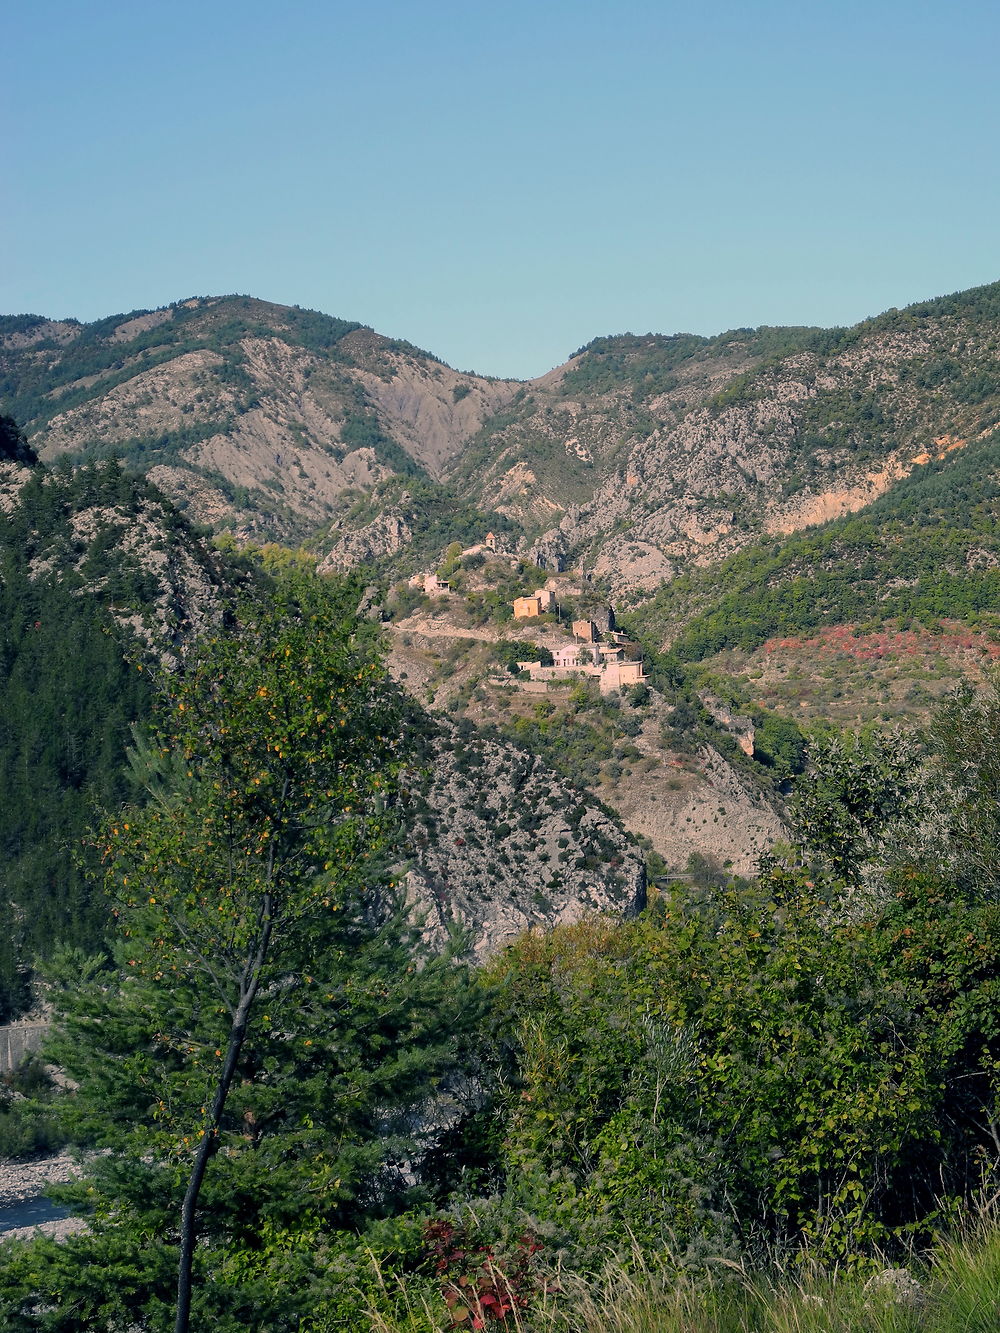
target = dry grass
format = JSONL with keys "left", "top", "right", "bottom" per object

{"left": 350, "top": 1207, "right": 1000, "bottom": 1333}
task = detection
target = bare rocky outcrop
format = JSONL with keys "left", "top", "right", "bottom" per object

{"left": 41, "top": 349, "right": 238, "bottom": 457}
{"left": 64, "top": 496, "right": 227, "bottom": 659}
{"left": 355, "top": 356, "right": 520, "bottom": 479}
{"left": 319, "top": 506, "right": 415, "bottom": 572}
{"left": 7, "top": 287, "right": 1000, "bottom": 597}
{"left": 0, "top": 320, "right": 80, "bottom": 350}
{"left": 526, "top": 527, "right": 568, "bottom": 572}
{"left": 403, "top": 719, "right": 645, "bottom": 961}
{"left": 3, "top": 460, "right": 229, "bottom": 661}
{"left": 608, "top": 742, "right": 785, "bottom": 876}
{"left": 0, "top": 461, "right": 35, "bottom": 512}
{"left": 110, "top": 309, "right": 175, "bottom": 342}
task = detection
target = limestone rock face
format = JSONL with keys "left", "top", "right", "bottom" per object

{"left": 1, "top": 460, "right": 228, "bottom": 662}
{"left": 0, "top": 461, "right": 35, "bottom": 513}
{"left": 319, "top": 507, "right": 414, "bottom": 572}
{"left": 402, "top": 718, "right": 645, "bottom": 960}
{"left": 65, "top": 493, "right": 227, "bottom": 660}
{"left": 525, "top": 528, "right": 567, "bottom": 572}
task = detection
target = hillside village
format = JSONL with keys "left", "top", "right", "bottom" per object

{"left": 390, "top": 531, "right": 785, "bottom": 881}
{"left": 510, "top": 591, "right": 646, "bottom": 695}
{"left": 409, "top": 535, "right": 647, "bottom": 695}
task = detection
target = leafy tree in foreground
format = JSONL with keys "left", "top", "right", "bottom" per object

{"left": 2, "top": 576, "right": 473, "bottom": 1332}
{"left": 927, "top": 675, "right": 1000, "bottom": 895}
{"left": 788, "top": 728, "right": 926, "bottom": 886}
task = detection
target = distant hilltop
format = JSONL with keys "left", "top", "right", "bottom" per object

{"left": 3, "top": 281, "right": 1000, "bottom": 607}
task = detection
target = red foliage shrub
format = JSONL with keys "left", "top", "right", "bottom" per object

{"left": 422, "top": 1219, "right": 545, "bottom": 1328}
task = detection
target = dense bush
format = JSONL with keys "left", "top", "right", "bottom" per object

{"left": 467, "top": 860, "right": 1000, "bottom": 1267}
{"left": 0, "top": 1057, "right": 68, "bottom": 1158}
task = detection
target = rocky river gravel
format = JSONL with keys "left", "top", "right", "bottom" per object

{"left": 0, "top": 1152, "right": 86, "bottom": 1241}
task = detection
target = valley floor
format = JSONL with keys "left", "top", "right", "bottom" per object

{"left": 0, "top": 1151, "right": 82, "bottom": 1242}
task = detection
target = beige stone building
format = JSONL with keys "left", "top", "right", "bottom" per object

{"left": 516, "top": 640, "right": 646, "bottom": 695}
{"left": 512, "top": 589, "right": 555, "bottom": 618}
{"left": 599, "top": 659, "right": 645, "bottom": 693}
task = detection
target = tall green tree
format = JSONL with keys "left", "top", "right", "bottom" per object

{"left": 6, "top": 576, "right": 473, "bottom": 1332}
{"left": 788, "top": 729, "right": 925, "bottom": 886}
{"left": 927, "top": 674, "right": 1000, "bottom": 895}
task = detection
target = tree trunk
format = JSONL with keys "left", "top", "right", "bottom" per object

{"left": 174, "top": 903, "right": 273, "bottom": 1333}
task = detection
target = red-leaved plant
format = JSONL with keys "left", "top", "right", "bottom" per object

{"left": 422, "top": 1219, "right": 545, "bottom": 1328}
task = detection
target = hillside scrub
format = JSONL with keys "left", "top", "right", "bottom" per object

{"left": 467, "top": 863, "right": 1000, "bottom": 1270}
{"left": 638, "top": 431, "right": 1000, "bottom": 662}
{"left": 0, "top": 575, "right": 479, "bottom": 1331}
{"left": 362, "top": 1208, "right": 1000, "bottom": 1332}
{"left": 381, "top": 694, "right": 1000, "bottom": 1324}
{"left": 5, "top": 659, "right": 1000, "bottom": 1326}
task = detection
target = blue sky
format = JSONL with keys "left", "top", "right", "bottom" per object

{"left": 4, "top": 0, "right": 999, "bottom": 378}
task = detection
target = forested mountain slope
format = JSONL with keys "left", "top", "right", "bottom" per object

{"left": 5, "top": 282, "right": 1000, "bottom": 595}
{"left": 0, "top": 448, "right": 643, "bottom": 1018}
{"left": 0, "top": 448, "right": 236, "bottom": 1017}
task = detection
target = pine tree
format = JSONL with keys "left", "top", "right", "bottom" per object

{"left": 8, "top": 575, "right": 474, "bottom": 1332}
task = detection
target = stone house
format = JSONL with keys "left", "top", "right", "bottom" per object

{"left": 516, "top": 639, "right": 646, "bottom": 696}
{"left": 599, "top": 659, "right": 645, "bottom": 693}
{"left": 512, "top": 589, "right": 555, "bottom": 618}
{"left": 606, "top": 632, "right": 643, "bottom": 660}
{"left": 552, "top": 644, "right": 599, "bottom": 669}
{"left": 572, "top": 608, "right": 620, "bottom": 641}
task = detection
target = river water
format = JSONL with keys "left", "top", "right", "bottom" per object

{"left": 0, "top": 1195, "right": 69, "bottom": 1234}
{"left": 0, "top": 1151, "right": 78, "bottom": 1237}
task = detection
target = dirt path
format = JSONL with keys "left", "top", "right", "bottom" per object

{"left": 392, "top": 614, "right": 502, "bottom": 642}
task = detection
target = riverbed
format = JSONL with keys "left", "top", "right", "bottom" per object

{"left": 0, "top": 1152, "right": 83, "bottom": 1241}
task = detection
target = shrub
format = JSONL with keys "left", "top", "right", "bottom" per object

{"left": 475, "top": 861, "right": 1000, "bottom": 1266}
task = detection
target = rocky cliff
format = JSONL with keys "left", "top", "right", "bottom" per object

{"left": 6, "top": 284, "right": 1000, "bottom": 597}
{"left": 403, "top": 718, "right": 645, "bottom": 961}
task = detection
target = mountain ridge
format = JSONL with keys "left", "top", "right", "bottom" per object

{"left": 5, "top": 280, "right": 1000, "bottom": 608}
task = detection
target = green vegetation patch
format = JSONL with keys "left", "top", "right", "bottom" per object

{"left": 564, "top": 326, "right": 828, "bottom": 402}
{"left": 636, "top": 432, "right": 1000, "bottom": 661}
